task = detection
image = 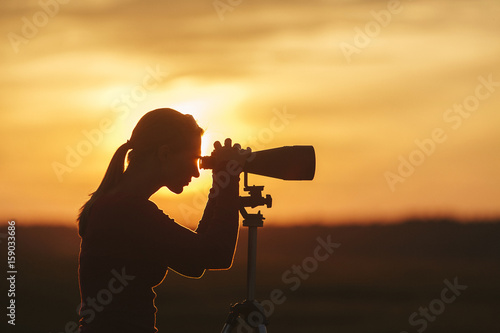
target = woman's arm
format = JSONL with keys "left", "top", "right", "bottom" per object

{"left": 116, "top": 139, "right": 247, "bottom": 277}
{"left": 167, "top": 170, "right": 240, "bottom": 277}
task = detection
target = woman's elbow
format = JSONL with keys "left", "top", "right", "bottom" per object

{"left": 207, "top": 249, "right": 235, "bottom": 270}
{"left": 216, "top": 255, "right": 234, "bottom": 270}
{"left": 170, "top": 266, "right": 206, "bottom": 279}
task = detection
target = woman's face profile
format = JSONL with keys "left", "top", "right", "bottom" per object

{"left": 161, "top": 136, "right": 202, "bottom": 194}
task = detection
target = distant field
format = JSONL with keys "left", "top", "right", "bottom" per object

{"left": 2, "top": 219, "right": 499, "bottom": 332}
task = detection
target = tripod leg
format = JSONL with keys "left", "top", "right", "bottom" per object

{"left": 257, "top": 324, "right": 267, "bottom": 333}
{"left": 220, "top": 301, "right": 268, "bottom": 333}
{"left": 222, "top": 320, "right": 267, "bottom": 333}
{"left": 221, "top": 323, "right": 233, "bottom": 333}
{"left": 221, "top": 304, "right": 239, "bottom": 333}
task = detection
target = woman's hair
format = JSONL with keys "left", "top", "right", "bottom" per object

{"left": 77, "top": 108, "right": 204, "bottom": 236}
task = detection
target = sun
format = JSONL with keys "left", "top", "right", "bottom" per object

{"left": 114, "top": 78, "right": 249, "bottom": 198}
{"left": 168, "top": 99, "right": 215, "bottom": 157}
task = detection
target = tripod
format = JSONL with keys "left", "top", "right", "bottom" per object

{"left": 221, "top": 172, "right": 272, "bottom": 333}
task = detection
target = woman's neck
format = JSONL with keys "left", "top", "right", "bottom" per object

{"left": 113, "top": 163, "right": 160, "bottom": 199}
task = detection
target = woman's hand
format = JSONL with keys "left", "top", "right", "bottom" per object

{"left": 210, "top": 138, "right": 252, "bottom": 173}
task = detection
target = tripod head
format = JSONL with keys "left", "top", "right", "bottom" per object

{"left": 239, "top": 172, "right": 272, "bottom": 228}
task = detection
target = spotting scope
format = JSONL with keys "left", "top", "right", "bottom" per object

{"left": 199, "top": 145, "right": 315, "bottom": 181}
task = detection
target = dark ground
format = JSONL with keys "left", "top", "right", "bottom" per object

{"left": 1, "top": 219, "right": 499, "bottom": 333}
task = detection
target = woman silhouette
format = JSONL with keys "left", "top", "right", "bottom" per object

{"left": 77, "top": 108, "right": 248, "bottom": 332}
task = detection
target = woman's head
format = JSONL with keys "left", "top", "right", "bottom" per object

{"left": 127, "top": 108, "right": 204, "bottom": 193}
{"left": 78, "top": 108, "right": 204, "bottom": 235}
{"left": 128, "top": 108, "right": 203, "bottom": 159}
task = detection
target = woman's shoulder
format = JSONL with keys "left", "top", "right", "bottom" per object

{"left": 93, "top": 192, "right": 164, "bottom": 219}
{"left": 84, "top": 192, "right": 174, "bottom": 241}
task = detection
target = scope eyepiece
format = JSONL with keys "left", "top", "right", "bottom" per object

{"left": 199, "top": 156, "right": 214, "bottom": 170}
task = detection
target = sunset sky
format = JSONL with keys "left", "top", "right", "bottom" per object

{"left": 1, "top": 0, "right": 499, "bottom": 228}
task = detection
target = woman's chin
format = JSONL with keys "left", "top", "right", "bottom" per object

{"left": 166, "top": 184, "right": 185, "bottom": 194}
{"left": 171, "top": 187, "right": 184, "bottom": 194}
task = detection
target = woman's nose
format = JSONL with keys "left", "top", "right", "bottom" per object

{"left": 193, "top": 166, "right": 200, "bottom": 178}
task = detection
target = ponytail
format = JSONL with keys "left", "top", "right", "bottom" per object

{"left": 77, "top": 141, "right": 132, "bottom": 237}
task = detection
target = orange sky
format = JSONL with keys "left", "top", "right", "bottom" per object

{"left": 1, "top": 0, "right": 499, "bottom": 227}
